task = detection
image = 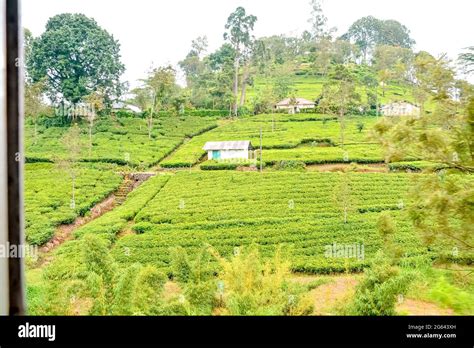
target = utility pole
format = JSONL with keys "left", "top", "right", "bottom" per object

{"left": 260, "top": 126, "right": 263, "bottom": 173}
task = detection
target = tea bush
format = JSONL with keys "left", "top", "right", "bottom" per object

{"left": 112, "top": 172, "right": 428, "bottom": 273}
{"left": 25, "top": 163, "right": 122, "bottom": 245}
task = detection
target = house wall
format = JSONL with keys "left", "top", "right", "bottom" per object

{"left": 276, "top": 105, "right": 315, "bottom": 114}
{"left": 382, "top": 103, "right": 420, "bottom": 116}
{"left": 207, "top": 149, "right": 249, "bottom": 160}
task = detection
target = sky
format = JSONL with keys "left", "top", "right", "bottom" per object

{"left": 22, "top": 0, "right": 474, "bottom": 87}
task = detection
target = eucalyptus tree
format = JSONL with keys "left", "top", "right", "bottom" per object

{"left": 224, "top": 7, "right": 257, "bottom": 116}
{"left": 372, "top": 45, "right": 413, "bottom": 97}
{"left": 134, "top": 66, "right": 177, "bottom": 139}
{"left": 320, "top": 64, "right": 361, "bottom": 148}
{"left": 458, "top": 46, "right": 474, "bottom": 75}
{"left": 308, "top": 0, "right": 332, "bottom": 41}
{"left": 341, "top": 16, "right": 414, "bottom": 63}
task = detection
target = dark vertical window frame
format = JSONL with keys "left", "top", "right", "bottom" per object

{"left": 6, "top": 0, "right": 25, "bottom": 315}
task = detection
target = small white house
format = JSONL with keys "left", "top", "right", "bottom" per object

{"left": 112, "top": 101, "right": 141, "bottom": 113}
{"left": 275, "top": 98, "right": 315, "bottom": 114}
{"left": 203, "top": 141, "right": 253, "bottom": 161}
{"left": 381, "top": 101, "right": 420, "bottom": 117}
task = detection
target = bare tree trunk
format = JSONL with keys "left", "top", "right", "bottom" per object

{"left": 34, "top": 120, "right": 37, "bottom": 145}
{"left": 147, "top": 117, "right": 152, "bottom": 139}
{"left": 233, "top": 55, "right": 240, "bottom": 117}
{"left": 375, "top": 86, "right": 379, "bottom": 117}
{"left": 148, "top": 104, "right": 155, "bottom": 140}
{"left": 239, "top": 64, "right": 250, "bottom": 107}
{"left": 89, "top": 124, "right": 92, "bottom": 157}
{"left": 71, "top": 175, "right": 76, "bottom": 209}
{"left": 339, "top": 109, "right": 345, "bottom": 149}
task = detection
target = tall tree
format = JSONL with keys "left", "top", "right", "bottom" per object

{"left": 224, "top": 7, "right": 257, "bottom": 116}
{"left": 372, "top": 59, "right": 474, "bottom": 257}
{"left": 24, "top": 80, "right": 50, "bottom": 144}
{"left": 412, "top": 51, "right": 454, "bottom": 115}
{"left": 134, "top": 66, "right": 177, "bottom": 139}
{"left": 341, "top": 16, "right": 380, "bottom": 63}
{"left": 320, "top": 64, "right": 361, "bottom": 148}
{"left": 458, "top": 46, "right": 474, "bottom": 75}
{"left": 57, "top": 124, "right": 83, "bottom": 210}
{"left": 342, "top": 16, "right": 415, "bottom": 63}
{"left": 372, "top": 45, "right": 413, "bottom": 97}
{"left": 308, "top": 0, "right": 332, "bottom": 41}
{"left": 27, "top": 13, "right": 125, "bottom": 105}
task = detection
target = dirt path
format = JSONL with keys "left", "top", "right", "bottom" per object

{"left": 291, "top": 273, "right": 454, "bottom": 315}
{"left": 38, "top": 173, "right": 153, "bottom": 256}
{"left": 39, "top": 194, "right": 117, "bottom": 254}
{"left": 396, "top": 299, "right": 454, "bottom": 315}
{"left": 306, "top": 163, "right": 388, "bottom": 173}
{"left": 305, "top": 274, "right": 361, "bottom": 315}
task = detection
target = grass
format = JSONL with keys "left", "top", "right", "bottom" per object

{"left": 406, "top": 265, "right": 474, "bottom": 315}
{"left": 246, "top": 75, "right": 416, "bottom": 106}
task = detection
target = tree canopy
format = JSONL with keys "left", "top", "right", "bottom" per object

{"left": 27, "top": 13, "right": 125, "bottom": 105}
{"left": 341, "top": 16, "right": 415, "bottom": 62}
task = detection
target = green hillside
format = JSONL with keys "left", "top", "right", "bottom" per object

{"left": 25, "top": 115, "right": 218, "bottom": 167}
{"left": 246, "top": 74, "right": 415, "bottom": 105}
{"left": 42, "top": 171, "right": 427, "bottom": 276}
{"left": 161, "top": 115, "right": 404, "bottom": 168}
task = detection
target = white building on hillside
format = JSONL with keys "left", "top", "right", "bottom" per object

{"left": 203, "top": 141, "right": 253, "bottom": 161}
{"left": 112, "top": 101, "right": 141, "bottom": 113}
{"left": 381, "top": 101, "right": 420, "bottom": 117}
{"left": 275, "top": 98, "right": 315, "bottom": 114}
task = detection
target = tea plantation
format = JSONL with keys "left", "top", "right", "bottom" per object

{"left": 25, "top": 115, "right": 218, "bottom": 167}
{"left": 25, "top": 163, "right": 122, "bottom": 245}
{"left": 160, "top": 115, "right": 398, "bottom": 168}
{"left": 107, "top": 172, "right": 426, "bottom": 273}
{"left": 41, "top": 171, "right": 429, "bottom": 278}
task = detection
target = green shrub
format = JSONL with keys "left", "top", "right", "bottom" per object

{"left": 274, "top": 160, "right": 306, "bottom": 171}
{"left": 200, "top": 161, "right": 239, "bottom": 170}
{"left": 348, "top": 253, "right": 413, "bottom": 315}
{"left": 132, "top": 222, "right": 155, "bottom": 234}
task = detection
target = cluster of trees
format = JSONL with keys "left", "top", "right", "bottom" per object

{"left": 23, "top": 3, "right": 472, "bottom": 122}
{"left": 373, "top": 48, "right": 474, "bottom": 260}
{"left": 174, "top": 1, "right": 418, "bottom": 116}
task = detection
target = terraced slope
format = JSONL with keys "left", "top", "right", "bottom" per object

{"left": 112, "top": 172, "right": 426, "bottom": 273}
{"left": 161, "top": 116, "right": 386, "bottom": 168}
{"left": 25, "top": 163, "right": 123, "bottom": 245}
{"left": 25, "top": 115, "right": 218, "bottom": 167}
